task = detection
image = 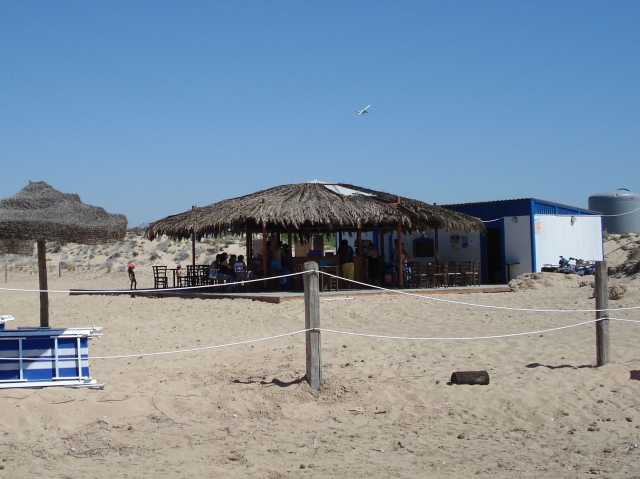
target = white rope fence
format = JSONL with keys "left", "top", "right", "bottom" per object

{"left": 2, "top": 268, "right": 639, "bottom": 313}
{"left": 317, "top": 271, "right": 640, "bottom": 312}
{"left": 317, "top": 320, "right": 600, "bottom": 341}
{"left": 479, "top": 206, "right": 640, "bottom": 224}
{"left": 6, "top": 316, "right": 638, "bottom": 363}
{"left": 0, "top": 329, "right": 310, "bottom": 362}
{"left": 0, "top": 270, "right": 309, "bottom": 295}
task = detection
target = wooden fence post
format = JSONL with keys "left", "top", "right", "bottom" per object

{"left": 303, "top": 261, "right": 321, "bottom": 390}
{"left": 595, "top": 261, "right": 609, "bottom": 366}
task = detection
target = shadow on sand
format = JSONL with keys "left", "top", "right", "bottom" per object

{"left": 525, "top": 362, "right": 594, "bottom": 370}
{"left": 232, "top": 377, "right": 306, "bottom": 388}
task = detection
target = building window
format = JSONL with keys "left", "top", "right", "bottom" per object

{"left": 413, "top": 238, "right": 434, "bottom": 257}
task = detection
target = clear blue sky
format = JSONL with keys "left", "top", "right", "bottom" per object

{"left": 1, "top": 2, "right": 638, "bottom": 227}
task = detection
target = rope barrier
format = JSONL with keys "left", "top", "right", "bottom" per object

{"left": 1, "top": 316, "right": 635, "bottom": 363}
{"left": 317, "top": 270, "right": 640, "bottom": 312}
{"left": 2, "top": 315, "right": 624, "bottom": 362}
{"left": 0, "top": 270, "right": 311, "bottom": 294}
{"left": 317, "top": 319, "right": 599, "bottom": 341}
{"left": 0, "top": 329, "right": 310, "bottom": 361}
{"left": 600, "top": 206, "right": 640, "bottom": 217}
{"left": 479, "top": 206, "right": 640, "bottom": 224}
{"left": 2, "top": 266, "right": 639, "bottom": 314}
{"left": 609, "top": 317, "right": 640, "bottom": 324}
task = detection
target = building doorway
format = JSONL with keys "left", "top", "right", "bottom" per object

{"left": 486, "top": 227, "right": 504, "bottom": 284}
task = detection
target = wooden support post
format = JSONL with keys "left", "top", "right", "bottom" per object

{"left": 397, "top": 216, "right": 403, "bottom": 287}
{"left": 595, "top": 261, "right": 609, "bottom": 366}
{"left": 59, "top": 261, "right": 62, "bottom": 278}
{"left": 5, "top": 264, "right": 7, "bottom": 283}
{"left": 191, "top": 205, "right": 196, "bottom": 268}
{"left": 37, "top": 239, "right": 49, "bottom": 327}
{"left": 434, "top": 227, "right": 440, "bottom": 265}
{"left": 303, "top": 261, "right": 321, "bottom": 390}
{"left": 245, "top": 219, "right": 252, "bottom": 264}
{"left": 262, "top": 223, "right": 268, "bottom": 288}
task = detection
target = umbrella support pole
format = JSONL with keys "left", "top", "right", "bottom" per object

{"left": 37, "top": 239, "right": 49, "bottom": 327}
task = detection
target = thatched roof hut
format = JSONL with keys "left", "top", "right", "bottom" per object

{"left": 145, "top": 182, "right": 484, "bottom": 241}
{"left": 0, "top": 181, "right": 127, "bottom": 326}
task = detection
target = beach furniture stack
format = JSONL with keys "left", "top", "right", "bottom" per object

{"left": 0, "top": 315, "right": 102, "bottom": 389}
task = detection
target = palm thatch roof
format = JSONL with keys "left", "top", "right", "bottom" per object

{"left": 0, "top": 181, "right": 127, "bottom": 251}
{"left": 145, "top": 182, "right": 484, "bottom": 241}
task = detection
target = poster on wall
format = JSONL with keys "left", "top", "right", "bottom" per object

{"left": 450, "top": 234, "right": 460, "bottom": 250}
{"left": 535, "top": 216, "right": 542, "bottom": 235}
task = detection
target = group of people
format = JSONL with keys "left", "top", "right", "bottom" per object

{"left": 132, "top": 237, "right": 412, "bottom": 291}
{"left": 172, "top": 252, "right": 249, "bottom": 285}
{"left": 337, "top": 238, "right": 411, "bottom": 287}
{"left": 338, "top": 238, "right": 383, "bottom": 286}
{"left": 207, "top": 253, "right": 248, "bottom": 282}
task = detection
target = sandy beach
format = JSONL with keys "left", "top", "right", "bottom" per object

{"left": 0, "top": 237, "right": 639, "bottom": 478}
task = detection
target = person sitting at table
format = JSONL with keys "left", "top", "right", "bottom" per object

{"left": 228, "top": 254, "right": 237, "bottom": 270}
{"left": 234, "top": 255, "right": 246, "bottom": 273}
{"left": 271, "top": 241, "right": 283, "bottom": 273}
{"left": 281, "top": 243, "right": 292, "bottom": 270}
{"left": 234, "top": 255, "right": 252, "bottom": 281}
{"left": 251, "top": 254, "right": 264, "bottom": 279}
{"left": 218, "top": 253, "right": 234, "bottom": 278}
{"left": 210, "top": 255, "right": 233, "bottom": 283}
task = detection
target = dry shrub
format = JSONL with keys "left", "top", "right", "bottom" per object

{"left": 608, "top": 284, "right": 627, "bottom": 300}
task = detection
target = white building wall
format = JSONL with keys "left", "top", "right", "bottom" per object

{"left": 434, "top": 231, "right": 482, "bottom": 263}
{"left": 503, "top": 216, "right": 532, "bottom": 278}
{"left": 534, "top": 215, "right": 603, "bottom": 270}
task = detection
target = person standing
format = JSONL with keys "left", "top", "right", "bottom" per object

{"left": 127, "top": 263, "right": 137, "bottom": 290}
{"left": 366, "top": 243, "right": 381, "bottom": 285}
{"left": 338, "top": 239, "right": 355, "bottom": 282}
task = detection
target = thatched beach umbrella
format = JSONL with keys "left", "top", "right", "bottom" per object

{"left": 145, "top": 182, "right": 484, "bottom": 285}
{"left": 0, "top": 181, "right": 127, "bottom": 326}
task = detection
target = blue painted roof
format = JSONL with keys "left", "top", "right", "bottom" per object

{"left": 442, "top": 198, "right": 600, "bottom": 221}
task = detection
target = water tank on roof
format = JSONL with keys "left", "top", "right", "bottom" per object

{"left": 588, "top": 188, "right": 640, "bottom": 234}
